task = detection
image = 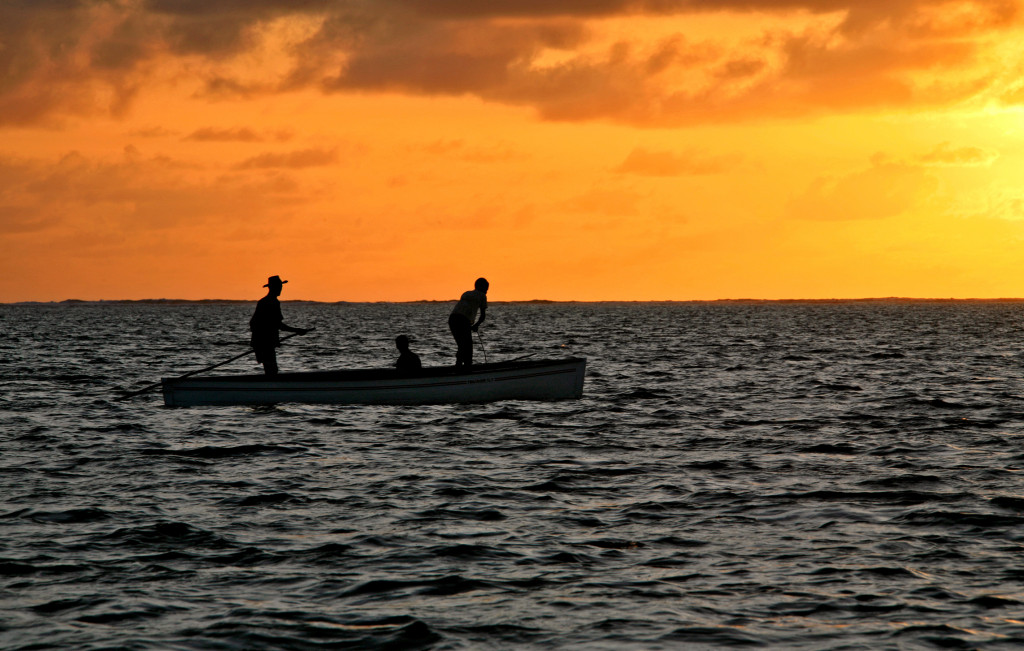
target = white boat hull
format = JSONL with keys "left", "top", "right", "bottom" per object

{"left": 161, "top": 358, "right": 586, "bottom": 407}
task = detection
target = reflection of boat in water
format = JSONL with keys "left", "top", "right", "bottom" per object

{"left": 162, "top": 357, "right": 587, "bottom": 407}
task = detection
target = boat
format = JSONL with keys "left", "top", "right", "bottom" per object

{"left": 161, "top": 357, "right": 587, "bottom": 407}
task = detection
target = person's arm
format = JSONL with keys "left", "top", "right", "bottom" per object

{"left": 275, "top": 300, "right": 309, "bottom": 335}
{"left": 472, "top": 304, "right": 486, "bottom": 331}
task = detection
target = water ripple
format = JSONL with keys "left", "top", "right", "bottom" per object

{"left": 4, "top": 302, "right": 1024, "bottom": 648}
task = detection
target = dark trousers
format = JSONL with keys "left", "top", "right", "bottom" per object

{"left": 254, "top": 345, "right": 278, "bottom": 375}
{"left": 448, "top": 313, "right": 473, "bottom": 367}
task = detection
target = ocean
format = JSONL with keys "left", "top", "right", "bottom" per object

{"left": 2, "top": 301, "right": 1024, "bottom": 649}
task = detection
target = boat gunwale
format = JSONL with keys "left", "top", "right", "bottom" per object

{"left": 162, "top": 356, "right": 586, "bottom": 386}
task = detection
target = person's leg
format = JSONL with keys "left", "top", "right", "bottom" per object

{"left": 460, "top": 329, "right": 473, "bottom": 366}
{"left": 448, "top": 314, "right": 473, "bottom": 367}
{"left": 448, "top": 316, "right": 463, "bottom": 366}
{"left": 259, "top": 347, "right": 279, "bottom": 375}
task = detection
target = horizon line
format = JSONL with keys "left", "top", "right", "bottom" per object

{"left": 7, "top": 297, "right": 1024, "bottom": 306}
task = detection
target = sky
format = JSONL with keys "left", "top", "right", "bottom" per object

{"left": 3, "top": 0, "right": 1024, "bottom": 302}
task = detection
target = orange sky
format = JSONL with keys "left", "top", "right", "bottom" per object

{"left": 3, "top": 0, "right": 1024, "bottom": 302}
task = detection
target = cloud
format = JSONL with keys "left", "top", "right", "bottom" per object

{"left": 0, "top": 147, "right": 316, "bottom": 242}
{"left": 564, "top": 186, "right": 644, "bottom": 216}
{"left": 0, "top": 204, "right": 59, "bottom": 234}
{"left": 233, "top": 148, "right": 339, "bottom": 169}
{"left": 185, "top": 127, "right": 264, "bottom": 142}
{"left": 918, "top": 141, "right": 999, "bottom": 166}
{"left": 128, "top": 126, "right": 180, "bottom": 138}
{"left": 386, "top": 1, "right": 903, "bottom": 23}
{"left": 614, "top": 148, "right": 734, "bottom": 176}
{"left": 0, "top": 0, "right": 1019, "bottom": 126}
{"left": 789, "top": 159, "right": 938, "bottom": 221}
{"left": 308, "top": 2, "right": 1007, "bottom": 125}
{"left": 183, "top": 127, "right": 294, "bottom": 143}
{"left": 0, "top": 0, "right": 330, "bottom": 125}
{"left": 144, "top": 0, "right": 336, "bottom": 15}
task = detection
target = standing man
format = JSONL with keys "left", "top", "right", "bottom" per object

{"left": 250, "top": 275, "right": 308, "bottom": 375}
{"left": 448, "top": 277, "right": 488, "bottom": 368}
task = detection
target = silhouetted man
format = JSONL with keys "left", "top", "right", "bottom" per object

{"left": 394, "top": 335, "right": 421, "bottom": 371}
{"left": 250, "top": 275, "right": 308, "bottom": 375}
{"left": 448, "top": 277, "right": 488, "bottom": 367}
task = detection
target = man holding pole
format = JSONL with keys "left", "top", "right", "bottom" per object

{"left": 250, "top": 275, "right": 309, "bottom": 375}
{"left": 448, "top": 277, "right": 488, "bottom": 368}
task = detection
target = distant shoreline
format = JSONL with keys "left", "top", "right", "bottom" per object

{"left": 6, "top": 298, "right": 1024, "bottom": 306}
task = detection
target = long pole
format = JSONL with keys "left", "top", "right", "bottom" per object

{"left": 476, "top": 329, "right": 488, "bottom": 363}
{"left": 118, "top": 330, "right": 309, "bottom": 400}
{"left": 505, "top": 352, "right": 536, "bottom": 363}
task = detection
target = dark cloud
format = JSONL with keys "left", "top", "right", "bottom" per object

{"left": 0, "top": 205, "right": 60, "bottom": 234}
{"left": 309, "top": 1, "right": 1009, "bottom": 124}
{"left": 392, "top": 0, "right": 847, "bottom": 19}
{"left": 144, "top": 0, "right": 336, "bottom": 15}
{"left": 144, "top": 0, "right": 333, "bottom": 58}
{"left": 0, "top": 4, "right": 97, "bottom": 124}
{"left": 185, "top": 127, "right": 264, "bottom": 142}
{"left": 0, "top": 0, "right": 1018, "bottom": 126}
{"left": 0, "top": 0, "right": 329, "bottom": 124}
{"left": 128, "top": 126, "right": 179, "bottom": 138}
{"left": 233, "top": 148, "right": 338, "bottom": 169}
{"left": 315, "top": 15, "right": 589, "bottom": 95}
{"left": 182, "top": 127, "right": 294, "bottom": 142}
{"left": 390, "top": 0, "right": 1016, "bottom": 36}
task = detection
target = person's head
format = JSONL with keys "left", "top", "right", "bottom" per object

{"left": 395, "top": 335, "right": 411, "bottom": 351}
{"left": 264, "top": 275, "right": 287, "bottom": 296}
{"left": 475, "top": 277, "right": 489, "bottom": 293}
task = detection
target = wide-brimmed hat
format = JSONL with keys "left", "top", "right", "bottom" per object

{"left": 264, "top": 275, "right": 288, "bottom": 287}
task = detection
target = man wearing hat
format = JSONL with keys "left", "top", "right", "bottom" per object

{"left": 249, "top": 275, "right": 309, "bottom": 375}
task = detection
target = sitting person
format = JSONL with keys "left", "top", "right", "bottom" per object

{"left": 395, "top": 335, "right": 421, "bottom": 370}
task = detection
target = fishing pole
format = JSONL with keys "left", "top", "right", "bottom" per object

{"left": 476, "top": 328, "right": 488, "bottom": 363}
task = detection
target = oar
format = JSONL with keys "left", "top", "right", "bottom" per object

{"left": 118, "top": 330, "right": 311, "bottom": 400}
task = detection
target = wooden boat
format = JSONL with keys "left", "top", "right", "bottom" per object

{"left": 161, "top": 357, "right": 586, "bottom": 407}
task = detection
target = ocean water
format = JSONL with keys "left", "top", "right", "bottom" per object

{"left": 2, "top": 301, "right": 1024, "bottom": 650}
